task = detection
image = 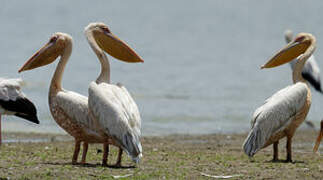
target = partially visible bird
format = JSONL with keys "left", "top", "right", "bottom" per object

{"left": 313, "top": 120, "right": 323, "bottom": 153}
{"left": 0, "top": 78, "right": 39, "bottom": 144}
{"left": 285, "top": 30, "right": 322, "bottom": 93}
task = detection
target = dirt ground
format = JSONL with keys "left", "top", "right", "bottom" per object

{"left": 0, "top": 130, "right": 322, "bottom": 179}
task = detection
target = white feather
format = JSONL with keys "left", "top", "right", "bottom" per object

{"left": 0, "top": 78, "right": 24, "bottom": 102}
{"left": 243, "top": 82, "right": 308, "bottom": 157}
{"left": 54, "top": 90, "right": 101, "bottom": 138}
{"left": 88, "top": 81, "right": 142, "bottom": 162}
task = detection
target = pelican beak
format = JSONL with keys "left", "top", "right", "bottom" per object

{"left": 261, "top": 39, "right": 310, "bottom": 69}
{"left": 93, "top": 29, "right": 144, "bottom": 63}
{"left": 313, "top": 120, "right": 323, "bottom": 153}
{"left": 18, "top": 38, "right": 62, "bottom": 73}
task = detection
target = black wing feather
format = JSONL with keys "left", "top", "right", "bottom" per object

{"left": 0, "top": 97, "right": 39, "bottom": 124}
{"left": 302, "top": 71, "right": 322, "bottom": 92}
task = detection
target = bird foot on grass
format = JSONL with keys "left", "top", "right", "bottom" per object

{"left": 284, "top": 158, "right": 293, "bottom": 163}
{"left": 271, "top": 158, "right": 279, "bottom": 163}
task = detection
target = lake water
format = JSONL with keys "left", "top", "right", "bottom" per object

{"left": 1, "top": 0, "right": 323, "bottom": 136}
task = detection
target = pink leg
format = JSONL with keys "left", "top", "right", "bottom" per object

{"left": 81, "top": 142, "right": 88, "bottom": 164}
{"left": 102, "top": 143, "right": 109, "bottom": 166}
{"left": 114, "top": 148, "right": 123, "bottom": 167}
{"left": 72, "top": 140, "right": 81, "bottom": 165}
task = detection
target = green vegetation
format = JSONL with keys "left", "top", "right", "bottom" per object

{"left": 0, "top": 130, "right": 322, "bottom": 179}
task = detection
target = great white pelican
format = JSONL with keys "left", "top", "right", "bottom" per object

{"left": 243, "top": 33, "right": 316, "bottom": 162}
{"left": 84, "top": 22, "right": 143, "bottom": 166}
{"left": 18, "top": 33, "right": 106, "bottom": 165}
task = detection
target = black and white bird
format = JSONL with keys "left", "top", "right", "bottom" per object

{"left": 0, "top": 78, "right": 39, "bottom": 144}
{"left": 285, "top": 30, "right": 322, "bottom": 93}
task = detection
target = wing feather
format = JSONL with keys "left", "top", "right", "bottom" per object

{"left": 88, "top": 82, "right": 142, "bottom": 162}
{"left": 55, "top": 90, "right": 99, "bottom": 136}
{"left": 243, "top": 82, "right": 308, "bottom": 157}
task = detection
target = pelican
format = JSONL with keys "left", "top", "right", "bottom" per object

{"left": 84, "top": 22, "right": 143, "bottom": 166}
{"left": 285, "top": 30, "right": 322, "bottom": 93}
{"left": 243, "top": 33, "right": 316, "bottom": 162}
{"left": 0, "top": 78, "right": 39, "bottom": 144}
{"left": 18, "top": 33, "right": 105, "bottom": 165}
{"left": 313, "top": 120, "right": 323, "bottom": 153}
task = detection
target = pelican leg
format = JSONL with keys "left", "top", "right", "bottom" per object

{"left": 72, "top": 140, "right": 81, "bottom": 165}
{"left": 313, "top": 121, "right": 323, "bottom": 152}
{"left": 285, "top": 136, "right": 293, "bottom": 163}
{"left": 102, "top": 143, "right": 109, "bottom": 166}
{"left": 81, "top": 142, "right": 89, "bottom": 164}
{"left": 114, "top": 148, "right": 123, "bottom": 167}
{"left": 272, "top": 141, "right": 279, "bottom": 162}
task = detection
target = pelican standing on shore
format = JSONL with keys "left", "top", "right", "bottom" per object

{"left": 285, "top": 30, "right": 322, "bottom": 93}
{"left": 85, "top": 22, "right": 143, "bottom": 166}
{"left": 18, "top": 33, "right": 105, "bottom": 164}
{"left": 243, "top": 33, "right": 316, "bottom": 162}
{"left": 0, "top": 78, "right": 39, "bottom": 144}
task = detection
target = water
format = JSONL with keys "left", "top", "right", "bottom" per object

{"left": 1, "top": 0, "right": 323, "bottom": 136}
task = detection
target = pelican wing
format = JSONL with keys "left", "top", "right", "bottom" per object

{"left": 55, "top": 90, "right": 99, "bottom": 136}
{"left": 88, "top": 82, "right": 142, "bottom": 162}
{"left": 243, "top": 82, "right": 308, "bottom": 157}
{"left": 302, "top": 56, "right": 322, "bottom": 92}
{"left": 0, "top": 78, "right": 38, "bottom": 123}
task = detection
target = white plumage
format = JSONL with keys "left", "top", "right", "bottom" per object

{"left": 84, "top": 22, "right": 144, "bottom": 165}
{"left": 243, "top": 82, "right": 308, "bottom": 156}
{"left": 0, "top": 78, "right": 24, "bottom": 103}
{"left": 88, "top": 82, "right": 142, "bottom": 162}
{"left": 18, "top": 32, "right": 104, "bottom": 164}
{"left": 53, "top": 90, "right": 102, "bottom": 140}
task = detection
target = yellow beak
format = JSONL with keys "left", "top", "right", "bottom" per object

{"left": 18, "top": 41, "right": 61, "bottom": 73}
{"left": 261, "top": 40, "right": 310, "bottom": 69}
{"left": 93, "top": 30, "right": 144, "bottom": 63}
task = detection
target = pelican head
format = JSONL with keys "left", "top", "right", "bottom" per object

{"left": 284, "top": 29, "right": 293, "bottom": 43}
{"left": 18, "top": 33, "right": 72, "bottom": 73}
{"left": 313, "top": 120, "right": 323, "bottom": 153}
{"left": 85, "top": 22, "right": 144, "bottom": 63}
{"left": 261, "top": 33, "right": 315, "bottom": 69}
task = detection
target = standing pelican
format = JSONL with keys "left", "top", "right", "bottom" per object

{"left": 85, "top": 22, "right": 143, "bottom": 166}
{"left": 18, "top": 33, "right": 105, "bottom": 165}
{"left": 313, "top": 120, "right": 323, "bottom": 153}
{"left": 0, "top": 78, "right": 39, "bottom": 144}
{"left": 285, "top": 30, "right": 322, "bottom": 93}
{"left": 243, "top": 33, "right": 316, "bottom": 162}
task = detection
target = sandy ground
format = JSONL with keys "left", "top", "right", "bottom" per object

{"left": 0, "top": 130, "right": 322, "bottom": 179}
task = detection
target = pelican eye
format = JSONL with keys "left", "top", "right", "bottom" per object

{"left": 101, "top": 26, "right": 111, "bottom": 33}
{"left": 294, "top": 36, "right": 305, "bottom": 42}
{"left": 49, "top": 36, "right": 58, "bottom": 43}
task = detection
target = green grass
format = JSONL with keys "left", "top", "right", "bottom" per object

{"left": 0, "top": 130, "right": 322, "bottom": 179}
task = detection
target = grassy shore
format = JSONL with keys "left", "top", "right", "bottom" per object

{"left": 0, "top": 130, "right": 322, "bottom": 179}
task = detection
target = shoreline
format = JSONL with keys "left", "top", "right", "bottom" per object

{"left": 1, "top": 122, "right": 319, "bottom": 141}
{"left": 0, "top": 129, "right": 322, "bottom": 179}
